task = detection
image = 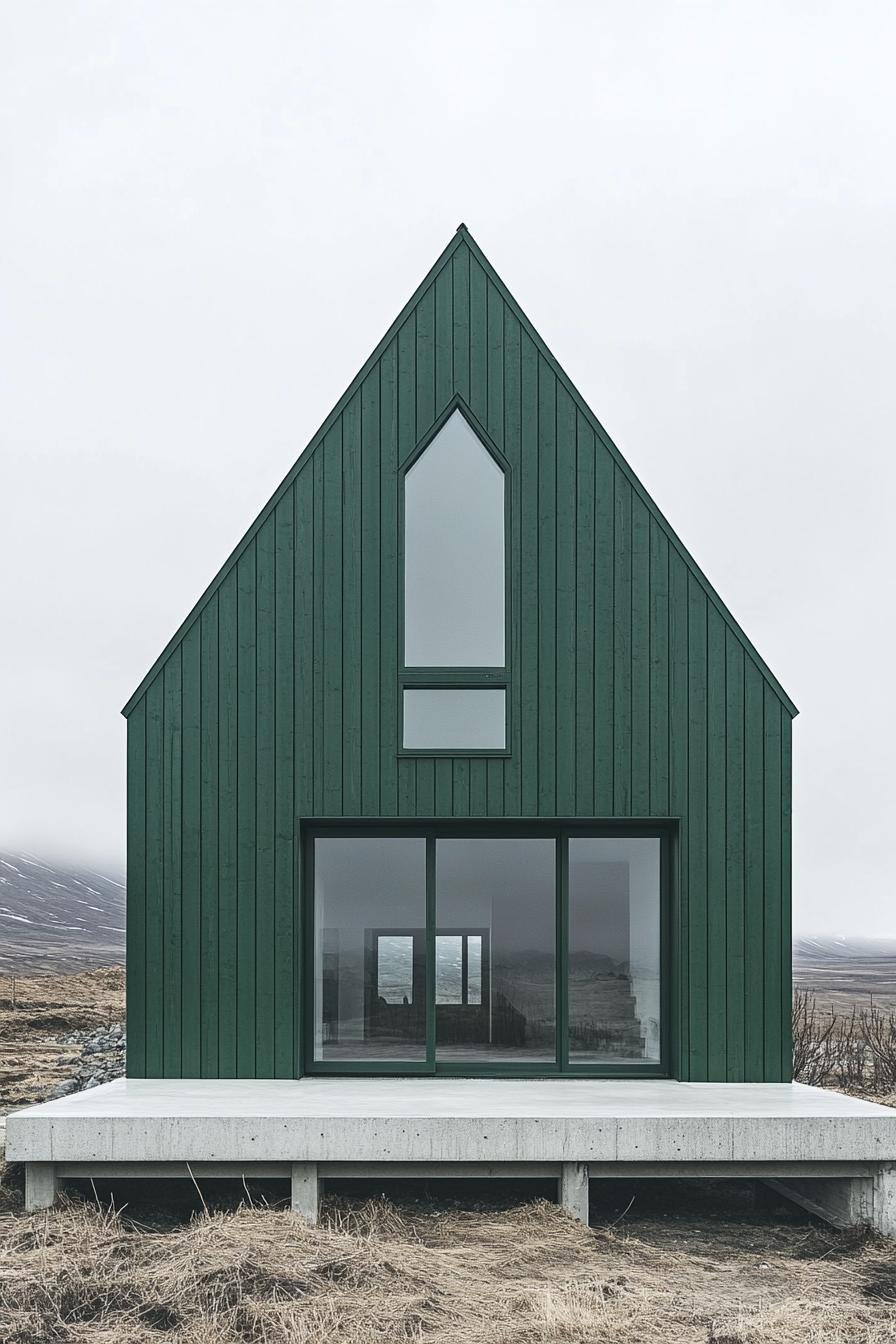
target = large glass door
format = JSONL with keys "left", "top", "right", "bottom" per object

{"left": 434, "top": 838, "right": 556, "bottom": 1064}
{"left": 308, "top": 826, "right": 665, "bottom": 1075}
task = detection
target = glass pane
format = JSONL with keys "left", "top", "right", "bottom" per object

{"left": 467, "top": 935, "right": 482, "bottom": 1005}
{"left": 435, "top": 935, "right": 463, "bottom": 1004}
{"left": 404, "top": 410, "right": 505, "bottom": 666}
{"left": 403, "top": 688, "right": 506, "bottom": 750}
{"left": 313, "top": 836, "right": 426, "bottom": 1062}
{"left": 377, "top": 935, "right": 414, "bottom": 1004}
{"left": 435, "top": 838, "right": 556, "bottom": 1063}
{"left": 568, "top": 837, "right": 661, "bottom": 1062}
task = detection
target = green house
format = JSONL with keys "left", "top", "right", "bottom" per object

{"left": 122, "top": 226, "right": 796, "bottom": 1085}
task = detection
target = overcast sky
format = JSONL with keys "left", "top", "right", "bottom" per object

{"left": 2, "top": 4, "right": 895, "bottom": 935}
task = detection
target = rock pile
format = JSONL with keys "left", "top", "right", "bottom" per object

{"left": 47, "top": 1023, "right": 126, "bottom": 1098}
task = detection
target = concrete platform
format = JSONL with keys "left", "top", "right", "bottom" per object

{"left": 7, "top": 1078, "right": 896, "bottom": 1232}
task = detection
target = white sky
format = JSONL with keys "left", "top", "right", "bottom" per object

{"left": 2, "top": 3, "right": 895, "bottom": 935}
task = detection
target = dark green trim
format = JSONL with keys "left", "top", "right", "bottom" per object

{"left": 301, "top": 818, "right": 672, "bottom": 1079}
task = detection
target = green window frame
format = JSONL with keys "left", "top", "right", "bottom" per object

{"left": 301, "top": 820, "right": 672, "bottom": 1079}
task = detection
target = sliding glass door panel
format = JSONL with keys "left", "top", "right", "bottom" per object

{"left": 435, "top": 838, "right": 556, "bottom": 1063}
{"left": 567, "top": 837, "right": 661, "bottom": 1062}
{"left": 313, "top": 836, "right": 426, "bottom": 1062}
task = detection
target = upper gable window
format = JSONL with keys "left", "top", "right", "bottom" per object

{"left": 404, "top": 410, "right": 505, "bottom": 668}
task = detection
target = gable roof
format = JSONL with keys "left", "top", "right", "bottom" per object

{"left": 122, "top": 225, "right": 797, "bottom": 718}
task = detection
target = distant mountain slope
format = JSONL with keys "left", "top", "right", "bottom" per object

{"left": 0, "top": 852, "right": 125, "bottom": 974}
{"left": 793, "top": 936, "right": 896, "bottom": 963}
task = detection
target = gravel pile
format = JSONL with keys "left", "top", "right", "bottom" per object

{"left": 47, "top": 1023, "right": 126, "bottom": 1098}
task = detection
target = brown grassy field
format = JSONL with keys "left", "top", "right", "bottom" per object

{"left": 1, "top": 1178, "right": 896, "bottom": 1343}
{"left": 0, "top": 968, "right": 124, "bottom": 1111}
{"left": 3, "top": 966, "right": 896, "bottom": 1341}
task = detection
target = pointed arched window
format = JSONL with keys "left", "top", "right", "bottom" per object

{"left": 401, "top": 407, "right": 507, "bottom": 751}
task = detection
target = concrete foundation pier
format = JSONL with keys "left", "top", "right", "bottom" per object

{"left": 559, "top": 1161, "right": 590, "bottom": 1224}
{"left": 25, "top": 1162, "right": 57, "bottom": 1212}
{"left": 290, "top": 1162, "right": 319, "bottom": 1224}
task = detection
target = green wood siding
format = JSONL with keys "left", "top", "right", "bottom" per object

{"left": 124, "top": 228, "right": 795, "bottom": 1081}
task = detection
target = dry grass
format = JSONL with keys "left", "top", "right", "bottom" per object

{"left": 1, "top": 1179, "right": 896, "bottom": 1343}
{"left": 0, "top": 968, "right": 124, "bottom": 1111}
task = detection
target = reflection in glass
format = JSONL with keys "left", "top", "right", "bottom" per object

{"left": 402, "top": 688, "right": 506, "bottom": 751}
{"left": 404, "top": 410, "right": 505, "bottom": 667}
{"left": 568, "top": 838, "right": 661, "bottom": 1062}
{"left": 435, "top": 838, "right": 555, "bottom": 1062}
{"left": 377, "top": 935, "right": 414, "bottom": 1004}
{"left": 313, "top": 837, "right": 426, "bottom": 1061}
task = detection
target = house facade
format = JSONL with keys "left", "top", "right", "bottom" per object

{"left": 122, "top": 225, "right": 795, "bottom": 1086}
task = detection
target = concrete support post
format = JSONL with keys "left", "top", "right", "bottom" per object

{"left": 872, "top": 1167, "right": 896, "bottom": 1238}
{"left": 559, "top": 1162, "right": 589, "bottom": 1224}
{"left": 290, "top": 1162, "right": 319, "bottom": 1224}
{"left": 25, "top": 1163, "right": 58, "bottom": 1212}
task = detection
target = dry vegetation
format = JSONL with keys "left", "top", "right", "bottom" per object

{"left": 0, "top": 968, "right": 124, "bottom": 1110}
{"left": 2, "top": 969, "right": 896, "bottom": 1341}
{"left": 792, "top": 989, "right": 896, "bottom": 1099}
{"left": 1, "top": 1181, "right": 896, "bottom": 1344}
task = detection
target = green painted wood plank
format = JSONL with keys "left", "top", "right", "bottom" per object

{"left": 341, "top": 393, "right": 362, "bottom": 817}
{"left": 180, "top": 621, "right": 202, "bottom": 1077}
{"left": 162, "top": 648, "right": 183, "bottom": 1076}
{"left": 725, "top": 629, "right": 745, "bottom": 1081}
{"left": 630, "top": 495, "right": 650, "bottom": 815}
{"left": 273, "top": 494, "right": 295, "bottom": 1077}
{"left": 763, "top": 687, "right": 783, "bottom": 1080}
{"left": 434, "top": 260, "right": 453, "bottom": 412}
{"left": 311, "top": 449, "right": 326, "bottom": 817}
{"left": 469, "top": 256, "right": 487, "bottom": 423}
{"left": 254, "top": 517, "right": 277, "bottom": 1075}
{"left": 594, "top": 445, "right": 614, "bottom": 815}
{"left": 465, "top": 759, "right": 484, "bottom": 818}
{"left": 378, "top": 339, "right": 399, "bottom": 814}
{"left": 415, "top": 758, "right": 435, "bottom": 817}
{"left": 295, "top": 474, "right": 314, "bottom": 821}
{"left": 686, "top": 576, "right": 708, "bottom": 1079}
{"left": 322, "top": 424, "right": 344, "bottom": 816}
{"left": 536, "top": 354, "right": 557, "bottom": 815}
{"left": 451, "top": 245, "right": 470, "bottom": 402}
{"left": 486, "top": 759, "right": 503, "bottom": 817}
{"left": 668, "top": 553, "right": 689, "bottom": 1076}
{"left": 360, "top": 370, "right": 381, "bottom": 817}
{"left": 143, "top": 675, "right": 164, "bottom": 1077}
{"left": 452, "top": 759, "right": 470, "bottom": 817}
{"left": 216, "top": 569, "right": 238, "bottom": 1076}
{"left": 415, "top": 283, "right": 435, "bottom": 436}
{"left": 435, "top": 758, "right": 453, "bottom": 817}
{"left": 555, "top": 384, "right": 576, "bottom": 817}
{"left": 486, "top": 278, "right": 504, "bottom": 446}
{"left": 502, "top": 308, "right": 522, "bottom": 814}
{"left": 612, "top": 470, "right": 632, "bottom": 815}
{"left": 235, "top": 546, "right": 257, "bottom": 1077}
{"left": 706, "top": 605, "right": 727, "bottom": 1081}
{"left": 125, "top": 698, "right": 147, "bottom": 1076}
{"left": 648, "top": 518, "right": 670, "bottom": 817}
{"left": 743, "top": 657, "right": 765, "bottom": 1080}
{"left": 574, "top": 411, "right": 595, "bottom": 817}
{"left": 199, "top": 597, "right": 220, "bottom": 1076}
{"left": 519, "top": 330, "right": 539, "bottom": 816}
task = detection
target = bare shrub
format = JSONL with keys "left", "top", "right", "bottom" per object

{"left": 792, "top": 991, "right": 838, "bottom": 1086}
{"left": 861, "top": 1003, "right": 896, "bottom": 1093}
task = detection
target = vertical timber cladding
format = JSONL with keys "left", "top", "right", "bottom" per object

{"left": 123, "top": 227, "right": 797, "bottom": 1082}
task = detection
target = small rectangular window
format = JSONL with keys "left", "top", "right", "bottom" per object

{"left": 402, "top": 688, "right": 506, "bottom": 751}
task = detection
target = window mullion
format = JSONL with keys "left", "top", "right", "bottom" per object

{"left": 426, "top": 834, "right": 436, "bottom": 1071}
